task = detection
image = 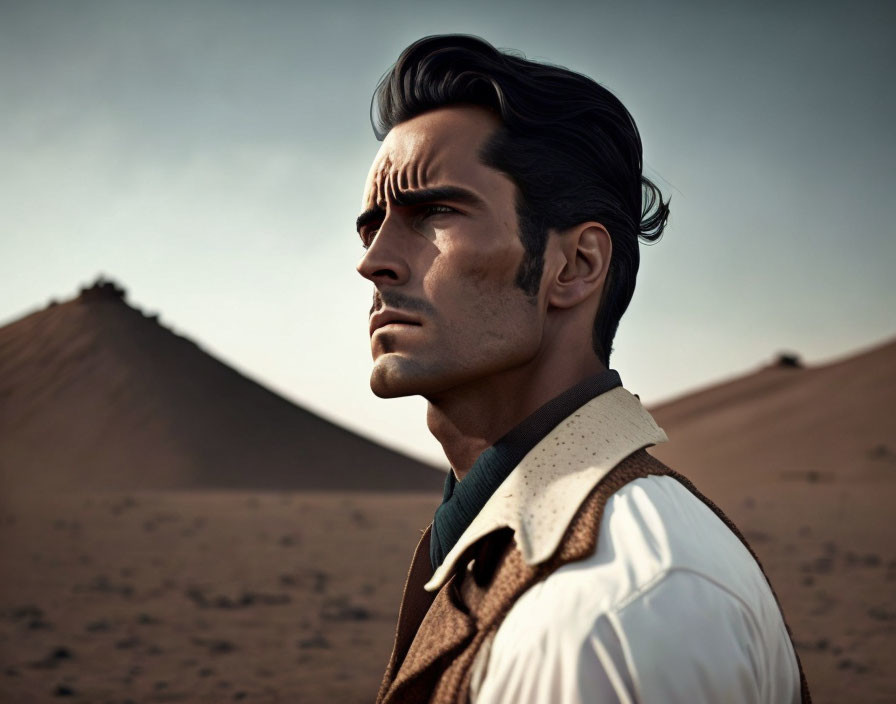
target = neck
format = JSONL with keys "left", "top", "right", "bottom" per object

{"left": 426, "top": 352, "right": 605, "bottom": 479}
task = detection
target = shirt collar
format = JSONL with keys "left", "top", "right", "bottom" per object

{"left": 430, "top": 370, "right": 623, "bottom": 571}
{"left": 424, "top": 385, "right": 668, "bottom": 592}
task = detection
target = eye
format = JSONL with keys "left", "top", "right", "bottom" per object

{"left": 359, "top": 226, "right": 379, "bottom": 250}
{"left": 414, "top": 205, "right": 457, "bottom": 230}
{"left": 425, "top": 205, "right": 457, "bottom": 216}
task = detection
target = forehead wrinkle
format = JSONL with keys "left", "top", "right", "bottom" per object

{"left": 375, "top": 151, "right": 444, "bottom": 208}
{"left": 367, "top": 119, "right": 486, "bottom": 211}
{"left": 366, "top": 153, "right": 391, "bottom": 209}
{"left": 363, "top": 105, "right": 506, "bottom": 210}
{"left": 395, "top": 144, "right": 433, "bottom": 193}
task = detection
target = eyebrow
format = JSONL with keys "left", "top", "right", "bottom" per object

{"left": 355, "top": 186, "right": 486, "bottom": 234}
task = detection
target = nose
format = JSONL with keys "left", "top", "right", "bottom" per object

{"left": 356, "top": 220, "right": 410, "bottom": 286}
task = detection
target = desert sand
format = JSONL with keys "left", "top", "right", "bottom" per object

{"left": 1, "top": 490, "right": 439, "bottom": 703}
{"left": 1, "top": 281, "right": 894, "bottom": 702}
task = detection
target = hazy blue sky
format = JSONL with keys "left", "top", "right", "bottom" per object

{"left": 2, "top": 0, "right": 894, "bottom": 465}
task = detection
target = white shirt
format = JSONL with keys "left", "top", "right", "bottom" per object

{"left": 422, "top": 386, "right": 801, "bottom": 703}
{"left": 469, "top": 475, "right": 801, "bottom": 703}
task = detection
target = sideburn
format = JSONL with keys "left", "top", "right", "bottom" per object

{"left": 478, "top": 129, "right": 545, "bottom": 302}
{"left": 513, "top": 207, "right": 546, "bottom": 300}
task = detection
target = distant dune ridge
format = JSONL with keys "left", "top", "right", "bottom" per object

{"left": 649, "top": 335, "right": 896, "bottom": 505}
{"left": 0, "top": 277, "right": 445, "bottom": 494}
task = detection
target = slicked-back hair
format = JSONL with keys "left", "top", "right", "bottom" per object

{"left": 371, "top": 34, "right": 669, "bottom": 367}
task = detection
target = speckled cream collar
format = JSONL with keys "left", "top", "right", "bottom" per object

{"left": 424, "top": 386, "right": 668, "bottom": 592}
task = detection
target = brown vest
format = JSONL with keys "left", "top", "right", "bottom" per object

{"left": 376, "top": 448, "right": 811, "bottom": 704}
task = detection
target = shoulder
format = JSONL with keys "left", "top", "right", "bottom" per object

{"left": 472, "top": 475, "right": 800, "bottom": 704}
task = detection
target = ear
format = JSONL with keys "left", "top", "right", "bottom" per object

{"left": 545, "top": 222, "right": 612, "bottom": 310}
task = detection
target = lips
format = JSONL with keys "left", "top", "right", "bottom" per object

{"left": 369, "top": 309, "right": 423, "bottom": 336}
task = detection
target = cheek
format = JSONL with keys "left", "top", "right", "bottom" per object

{"left": 427, "top": 236, "right": 524, "bottom": 291}
{"left": 425, "top": 255, "right": 539, "bottom": 341}
{"left": 427, "top": 249, "right": 530, "bottom": 336}
{"left": 422, "top": 257, "right": 504, "bottom": 320}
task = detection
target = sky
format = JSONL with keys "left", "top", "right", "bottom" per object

{"left": 2, "top": 0, "right": 894, "bottom": 467}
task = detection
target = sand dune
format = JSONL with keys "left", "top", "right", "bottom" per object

{"left": 649, "top": 339, "right": 896, "bottom": 494}
{"left": 0, "top": 279, "right": 444, "bottom": 494}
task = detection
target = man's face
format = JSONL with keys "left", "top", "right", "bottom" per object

{"left": 356, "top": 105, "right": 546, "bottom": 399}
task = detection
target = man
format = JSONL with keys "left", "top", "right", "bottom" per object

{"left": 356, "top": 35, "right": 810, "bottom": 703}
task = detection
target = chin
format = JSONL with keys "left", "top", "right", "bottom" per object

{"left": 369, "top": 354, "right": 445, "bottom": 399}
{"left": 370, "top": 374, "right": 410, "bottom": 399}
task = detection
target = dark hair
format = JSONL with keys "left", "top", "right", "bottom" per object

{"left": 371, "top": 34, "right": 669, "bottom": 366}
